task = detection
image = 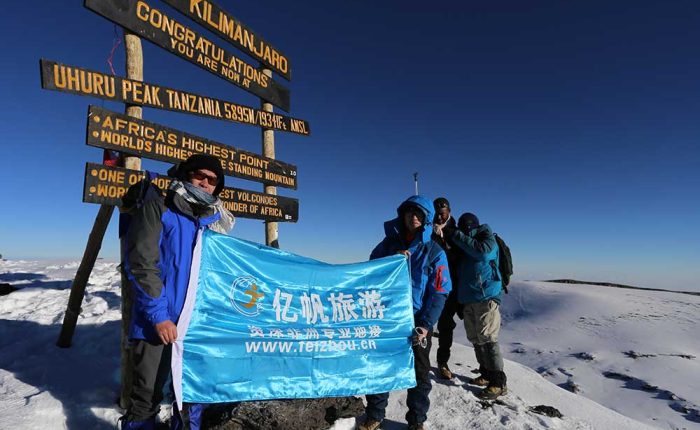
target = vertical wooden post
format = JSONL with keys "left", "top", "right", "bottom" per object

{"left": 261, "top": 67, "right": 279, "bottom": 248}
{"left": 56, "top": 33, "right": 145, "bottom": 352}
{"left": 122, "top": 33, "right": 143, "bottom": 169}
{"left": 119, "top": 30, "right": 144, "bottom": 409}
{"left": 56, "top": 204, "right": 115, "bottom": 347}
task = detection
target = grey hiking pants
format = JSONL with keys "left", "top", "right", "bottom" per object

{"left": 462, "top": 300, "right": 506, "bottom": 387}
{"left": 127, "top": 339, "right": 172, "bottom": 421}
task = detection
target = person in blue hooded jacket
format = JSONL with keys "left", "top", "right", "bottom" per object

{"left": 443, "top": 212, "right": 508, "bottom": 400}
{"left": 359, "top": 195, "right": 451, "bottom": 430}
{"left": 120, "top": 154, "right": 235, "bottom": 430}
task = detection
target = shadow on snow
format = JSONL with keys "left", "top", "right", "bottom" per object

{"left": 0, "top": 318, "right": 121, "bottom": 429}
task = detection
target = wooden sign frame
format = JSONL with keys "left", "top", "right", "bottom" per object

{"left": 84, "top": 163, "right": 299, "bottom": 222}
{"left": 84, "top": 0, "right": 290, "bottom": 111}
{"left": 86, "top": 106, "right": 298, "bottom": 189}
{"left": 40, "top": 59, "right": 310, "bottom": 135}
{"left": 161, "top": 0, "right": 291, "bottom": 80}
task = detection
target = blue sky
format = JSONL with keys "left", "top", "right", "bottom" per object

{"left": 1, "top": 0, "right": 698, "bottom": 291}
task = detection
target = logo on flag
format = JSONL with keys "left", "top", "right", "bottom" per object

{"left": 230, "top": 275, "right": 266, "bottom": 317}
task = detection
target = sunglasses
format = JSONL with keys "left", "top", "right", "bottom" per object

{"left": 405, "top": 208, "right": 426, "bottom": 221}
{"left": 190, "top": 170, "right": 219, "bottom": 186}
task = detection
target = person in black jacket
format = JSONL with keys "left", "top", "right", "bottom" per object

{"left": 431, "top": 197, "right": 462, "bottom": 380}
{"left": 120, "top": 154, "right": 234, "bottom": 430}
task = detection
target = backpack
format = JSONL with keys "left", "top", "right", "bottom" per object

{"left": 493, "top": 233, "right": 513, "bottom": 293}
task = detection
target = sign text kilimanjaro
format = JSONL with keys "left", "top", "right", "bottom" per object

{"left": 162, "top": 0, "right": 291, "bottom": 80}
{"left": 84, "top": 0, "right": 290, "bottom": 111}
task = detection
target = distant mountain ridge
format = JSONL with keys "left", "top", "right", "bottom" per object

{"left": 542, "top": 279, "right": 700, "bottom": 296}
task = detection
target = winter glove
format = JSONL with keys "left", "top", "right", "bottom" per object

{"left": 412, "top": 327, "right": 429, "bottom": 348}
{"left": 475, "top": 229, "right": 490, "bottom": 242}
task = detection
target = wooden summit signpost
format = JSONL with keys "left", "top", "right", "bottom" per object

{"left": 161, "top": 0, "right": 291, "bottom": 80}
{"left": 40, "top": 60, "right": 310, "bottom": 135}
{"left": 86, "top": 106, "right": 298, "bottom": 189}
{"left": 84, "top": 0, "right": 291, "bottom": 111}
{"left": 84, "top": 163, "right": 298, "bottom": 221}
{"left": 46, "top": 0, "right": 309, "bottom": 405}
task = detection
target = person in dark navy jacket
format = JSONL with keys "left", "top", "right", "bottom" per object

{"left": 360, "top": 195, "right": 451, "bottom": 430}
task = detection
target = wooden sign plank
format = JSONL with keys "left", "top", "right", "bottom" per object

{"left": 83, "top": 163, "right": 298, "bottom": 222}
{"left": 40, "top": 59, "right": 310, "bottom": 136}
{"left": 161, "top": 0, "right": 291, "bottom": 81}
{"left": 84, "top": 0, "right": 290, "bottom": 112}
{"left": 86, "top": 106, "right": 297, "bottom": 189}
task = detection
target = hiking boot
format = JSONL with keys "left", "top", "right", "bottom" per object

{"left": 408, "top": 423, "right": 425, "bottom": 430}
{"left": 437, "top": 363, "right": 453, "bottom": 379}
{"left": 471, "top": 375, "right": 490, "bottom": 386}
{"left": 358, "top": 419, "right": 382, "bottom": 430}
{"left": 477, "top": 385, "right": 508, "bottom": 400}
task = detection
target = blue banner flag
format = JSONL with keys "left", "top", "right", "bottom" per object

{"left": 172, "top": 230, "right": 416, "bottom": 406}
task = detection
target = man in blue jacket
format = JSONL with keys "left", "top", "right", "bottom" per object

{"left": 444, "top": 212, "right": 507, "bottom": 400}
{"left": 360, "top": 195, "right": 451, "bottom": 430}
{"left": 121, "top": 154, "right": 234, "bottom": 429}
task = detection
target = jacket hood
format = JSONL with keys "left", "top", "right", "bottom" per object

{"left": 469, "top": 223, "right": 493, "bottom": 236}
{"left": 396, "top": 195, "right": 434, "bottom": 222}
{"left": 383, "top": 195, "right": 435, "bottom": 244}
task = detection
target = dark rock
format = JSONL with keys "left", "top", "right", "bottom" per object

{"left": 623, "top": 350, "right": 656, "bottom": 359}
{"left": 201, "top": 397, "right": 365, "bottom": 430}
{"left": 602, "top": 371, "right": 633, "bottom": 381}
{"left": 674, "top": 354, "right": 696, "bottom": 360}
{"left": 641, "top": 383, "right": 658, "bottom": 392}
{"left": 0, "top": 283, "right": 17, "bottom": 296}
{"left": 529, "top": 405, "right": 563, "bottom": 418}
{"left": 478, "top": 400, "right": 493, "bottom": 410}
{"left": 571, "top": 352, "right": 595, "bottom": 361}
{"left": 564, "top": 380, "right": 580, "bottom": 393}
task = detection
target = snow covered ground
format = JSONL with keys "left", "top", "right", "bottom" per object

{"left": 0, "top": 259, "right": 696, "bottom": 429}
{"left": 491, "top": 281, "right": 700, "bottom": 429}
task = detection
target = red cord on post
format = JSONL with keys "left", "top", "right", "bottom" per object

{"left": 106, "top": 24, "right": 122, "bottom": 76}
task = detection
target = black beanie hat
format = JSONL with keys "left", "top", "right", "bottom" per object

{"left": 167, "top": 154, "right": 225, "bottom": 196}
{"left": 458, "top": 212, "right": 480, "bottom": 232}
{"left": 433, "top": 197, "right": 450, "bottom": 211}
